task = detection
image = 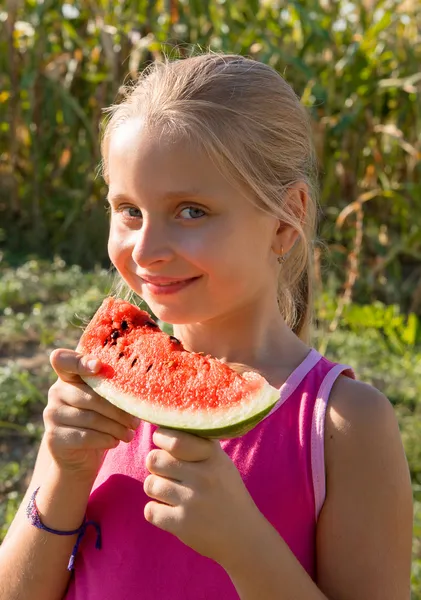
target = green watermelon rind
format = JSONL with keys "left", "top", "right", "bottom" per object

{"left": 81, "top": 374, "right": 280, "bottom": 439}
{"left": 171, "top": 403, "right": 276, "bottom": 439}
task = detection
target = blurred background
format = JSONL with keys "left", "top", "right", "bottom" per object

{"left": 0, "top": 0, "right": 420, "bottom": 593}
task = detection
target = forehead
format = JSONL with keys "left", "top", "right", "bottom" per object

{"left": 107, "top": 117, "right": 237, "bottom": 201}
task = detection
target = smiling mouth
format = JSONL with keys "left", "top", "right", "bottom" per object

{"left": 146, "top": 280, "right": 191, "bottom": 286}
{"left": 140, "top": 276, "right": 201, "bottom": 285}
{"left": 140, "top": 276, "right": 202, "bottom": 295}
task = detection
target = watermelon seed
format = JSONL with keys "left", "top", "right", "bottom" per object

{"left": 131, "top": 358, "right": 138, "bottom": 367}
{"left": 118, "top": 352, "right": 125, "bottom": 359}
{"left": 121, "top": 320, "right": 128, "bottom": 330}
{"left": 169, "top": 336, "right": 181, "bottom": 344}
{"left": 103, "top": 340, "right": 108, "bottom": 347}
{"left": 111, "top": 331, "right": 119, "bottom": 340}
{"left": 146, "top": 363, "right": 153, "bottom": 372}
{"left": 145, "top": 321, "right": 159, "bottom": 328}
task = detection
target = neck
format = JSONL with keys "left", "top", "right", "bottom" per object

{"left": 173, "top": 293, "right": 310, "bottom": 384}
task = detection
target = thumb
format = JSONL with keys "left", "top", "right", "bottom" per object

{"left": 50, "top": 348, "right": 102, "bottom": 384}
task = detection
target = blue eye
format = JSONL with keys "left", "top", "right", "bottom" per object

{"left": 125, "top": 207, "right": 142, "bottom": 218}
{"left": 179, "top": 207, "right": 206, "bottom": 220}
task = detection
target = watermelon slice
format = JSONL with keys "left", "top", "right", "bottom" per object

{"left": 77, "top": 297, "right": 280, "bottom": 438}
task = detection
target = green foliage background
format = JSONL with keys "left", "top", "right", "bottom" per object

{"left": 1, "top": 0, "right": 421, "bottom": 312}
{"left": 1, "top": 0, "right": 421, "bottom": 595}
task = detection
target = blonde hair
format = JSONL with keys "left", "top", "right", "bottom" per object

{"left": 101, "top": 53, "right": 319, "bottom": 342}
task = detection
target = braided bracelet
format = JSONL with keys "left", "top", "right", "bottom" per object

{"left": 26, "top": 487, "right": 102, "bottom": 571}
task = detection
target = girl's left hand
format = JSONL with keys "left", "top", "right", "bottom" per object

{"left": 144, "top": 427, "right": 264, "bottom": 568}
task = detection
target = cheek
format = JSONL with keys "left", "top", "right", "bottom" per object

{"left": 107, "top": 225, "right": 131, "bottom": 267}
{"left": 201, "top": 243, "right": 269, "bottom": 295}
{"left": 107, "top": 230, "right": 119, "bottom": 266}
{"left": 178, "top": 221, "right": 232, "bottom": 262}
{"left": 190, "top": 226, "right": 266, "bottom": 274}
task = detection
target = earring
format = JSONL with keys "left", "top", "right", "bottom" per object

{"left": 277, "top": 246, "right": 286, "bottom": 264}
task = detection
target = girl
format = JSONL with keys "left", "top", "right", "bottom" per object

{"left": 0, "top": 54, "right": 413, "bottom": 600}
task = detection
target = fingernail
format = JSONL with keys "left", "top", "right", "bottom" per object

{"left": 131, "top": 417, "right": 141, "bottom": 429}
{"left": 87, "top": 359, "right": 100, "bottom": 373}
{"left": 126, "top": 429, "right": 135, "bottom": 442}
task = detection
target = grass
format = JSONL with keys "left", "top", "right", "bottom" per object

{"left": 0, "top": 258, "right": 419, "bottom": 595}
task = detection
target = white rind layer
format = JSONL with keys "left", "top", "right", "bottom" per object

{"left": 82, "top": 372, "right": 280, "bottom": 430}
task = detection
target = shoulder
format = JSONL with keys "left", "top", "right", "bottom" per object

{"left": 326, "top": 373, "right": 398, "bottom": 445}
{"left": 324, "top": 373, "right": 410, "bottom": 503}
{"left": 315, "top": 374, "right": 413, "bottom": 599}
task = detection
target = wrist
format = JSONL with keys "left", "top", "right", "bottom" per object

{"left": 33, "top": 462, "right": 95, "bottom": 532}
{"left": 26, "top": 472, "right": 102, "bottom": 572}
{"left": 218, "top": 511, "right": 273, "bottom": 575}
{"left": 50, "top": 458, "right": 100, "bottom": 485}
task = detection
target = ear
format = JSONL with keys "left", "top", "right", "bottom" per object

{"left": 272, "top": 182, "right": 308, "bottom": 256}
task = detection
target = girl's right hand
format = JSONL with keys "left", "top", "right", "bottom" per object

{"left": 44, "top": 348, "right": 140, "bottom": 478}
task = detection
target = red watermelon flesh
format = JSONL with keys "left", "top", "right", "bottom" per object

{"left": 77, "top": 297, "right": 280, "bottom": 438}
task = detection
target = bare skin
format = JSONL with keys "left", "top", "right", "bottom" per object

{"left": 0, "top": 119, "right": 413, "bottom": 599}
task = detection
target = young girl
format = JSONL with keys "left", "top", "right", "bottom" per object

{"left": 0, "top": 54, "right": 413, "bottom": 600}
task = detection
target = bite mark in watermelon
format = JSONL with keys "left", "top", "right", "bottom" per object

{"left": 77, "top": 297, "right": 280, "bottom": 438}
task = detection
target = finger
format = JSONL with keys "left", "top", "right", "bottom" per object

{"left": 144, "top": 500, "right": 181, "bottom": 534}
{"left": 144, "top": 474, "right": 188, "bottom": 507}
{"left": 47, "top": 403, "right": 135, "bottom": 444}
{"left": 50, "top": 348, "right": 102, "bottom": 385}
{"left": 145, "top": 449, "right": 187, "bottom": 481}
{"left": 55, "top": 381, "right": 140, "bottom": 431}
{"left": 152, "top": 428, "right": 215, "bottom": 462}
{"left": 46, "top": 426, "right": 120, "bottom": 452}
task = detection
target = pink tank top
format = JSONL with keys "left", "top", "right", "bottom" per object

{"left": 64, "top": 349, "right": 355, "bottom": 599}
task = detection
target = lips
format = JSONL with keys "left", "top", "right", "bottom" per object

{"left": 140, "top": 275, "right": 198, "bottom": 285}
{"left": 140, "top": 276, "right": 201, "bottom": 296}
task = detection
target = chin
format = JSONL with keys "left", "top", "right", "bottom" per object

{"left": 147, "top": 304, "right": 202, "bottom": 325}
{"left": 145, "top": 300, "right": 220, "bottom": 326}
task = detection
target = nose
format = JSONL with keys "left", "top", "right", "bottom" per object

{"left": 131, "top": 219, "right": 174, "bottom": 267}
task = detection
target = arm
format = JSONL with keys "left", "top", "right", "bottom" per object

{"left": 0, "top": 349, "right": 137, "bottom": 600}
{"left": 0, "top": 435, "right": 95, "bottom": 600}
{"left": 222, "top": 378, "right": 413, "bottom": 599}
{"left": 316, "top": 377, "right": 413, "bottom": 599}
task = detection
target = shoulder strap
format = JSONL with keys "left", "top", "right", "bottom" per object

{"left": 311, "top": 363, "right": 355, "bottom": 520}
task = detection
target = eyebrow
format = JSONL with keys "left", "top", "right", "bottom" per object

{"left": 107, "top": 189, "right": 210, "bottom": 204}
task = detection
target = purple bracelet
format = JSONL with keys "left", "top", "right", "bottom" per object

{"left": 26, "top": 487, "right": 102, "bottom": 571}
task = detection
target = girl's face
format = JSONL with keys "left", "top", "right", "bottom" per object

{"left": 106, "top": 118, "right": 283, "bottom": 325}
